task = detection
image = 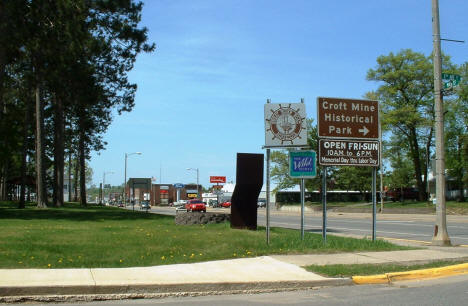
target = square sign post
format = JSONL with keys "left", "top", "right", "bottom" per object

{"left": 317, "top": 97, "right": 380, "bottom": 242}
{"left": 289, "top": 150, "right": 316, "bottom": 240}
{"left": 264, "top": 99, "right": 308, "bottom": 244}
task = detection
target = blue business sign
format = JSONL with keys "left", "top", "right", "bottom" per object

{"left": 289, "top": 151, "right": 317, "bottom": 178}
{"left": 173, "top": 183, "right": 184, "bottom": 189}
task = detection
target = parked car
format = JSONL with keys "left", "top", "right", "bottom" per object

{"left": 385, "top": 188, "right": 419, "bottom": 202}
{"left": 118, "top": 202, "right": 125, "bottom": 207}
{"left": 140, "top": 201, "right": 151, "bottom": 210}
{"left": 221, "top": 201, "right": 231, "bottom": 208}
{"left": 171, "top": 200, "right": 187, "bottom": 208}
{"left": 208, "top": 199, "right": 218, "bottom": 207}
{"left": 257, "top": 199, "right": 266, "bottom": 208}
{"left": 185, "top": 199, "right": 206, "bottom": 212}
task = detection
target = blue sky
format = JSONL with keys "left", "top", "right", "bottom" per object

{"left": 89, "top": 0, "right": 468, "bottom": 188}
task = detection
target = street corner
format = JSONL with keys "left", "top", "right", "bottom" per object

{"left": 352, "top": 262, "right": 468, "bottom": 285}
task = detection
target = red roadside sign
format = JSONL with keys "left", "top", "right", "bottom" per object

{"left": 210, "top": 176, "right": 226, "bottom": 183}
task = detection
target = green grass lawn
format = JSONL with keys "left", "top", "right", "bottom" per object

{"left": 305, "top": 260, "right": 468, "bottom": 278}
{"left": 0, "top": 201, "right": 410, "bottom": 269}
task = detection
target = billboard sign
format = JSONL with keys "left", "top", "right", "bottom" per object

{"left": 210, "top": 176, "right": 226, "bottom": 183}
{"left": 317, "top": 97, "right": 379, "bottom": 140}
{"left": 318, "top": 139, "right": 380, "bottom": 166}
{"left": 265, "top": 103, "right": 307, "bottom": 147}
{"left": 289, "top": 151, "right": 317, "bottom": 178}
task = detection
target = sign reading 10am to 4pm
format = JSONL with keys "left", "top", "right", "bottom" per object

{"left": 317, "top": 97, "right": 379, "bottom": 140}
{"left": 289, "top": 151, "right": 316, "bottom": 178}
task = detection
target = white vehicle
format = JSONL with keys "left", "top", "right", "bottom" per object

{"left": 171, "top": 200, "right": 187, "bottom": 208}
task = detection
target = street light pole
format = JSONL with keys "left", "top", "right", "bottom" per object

{"left": 103, "top": 171, "right": 114, "bottom": 205}
{"left": 431, "top": 0, "right": 451, "bottom": 246}
{"left": 124, "top": 152, "right": 142, "bottom": 206}
{"left": 187, "top": 168, "right": 200, "bottom": 199}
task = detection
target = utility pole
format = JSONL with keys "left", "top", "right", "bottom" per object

{"left": 431, "top": 0, "right": 451, "bottom": 246}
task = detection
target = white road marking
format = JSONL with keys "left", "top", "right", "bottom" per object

{"left": 266, "top": 222, "right": 468, "bottom": 242}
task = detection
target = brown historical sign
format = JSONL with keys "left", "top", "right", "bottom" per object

{"left": 317, "top": 97, "right": 379, "bottom": 139}
{"left": 319, "top": 139, "right": 380, "bottom": 167}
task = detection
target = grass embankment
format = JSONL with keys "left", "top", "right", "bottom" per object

{"left": 0, "top": 201, "right": 410, "bottom": 269}
{"left": 305, "top": 260, "right": 468, "bottom": 278}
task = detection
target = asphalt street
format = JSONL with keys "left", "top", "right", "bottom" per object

{"left": 125, "top": 206, "right": 468, "bottom": 246}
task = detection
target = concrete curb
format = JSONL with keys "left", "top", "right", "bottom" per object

{"left": 352, "top": 262, "right": 468, "bottom": 285}
{"left": 0, "top": 279, "right": 352, "bottom": 303}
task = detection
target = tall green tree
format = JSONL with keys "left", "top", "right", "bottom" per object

{"left": 366, "top": 49, "right": 456, "bottom": 201}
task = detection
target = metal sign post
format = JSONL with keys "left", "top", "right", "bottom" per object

{"left": 300, "top": 178, "right": 305, "bottom": 240}
{"left": 322, "top": 167, "right": 327, "bottom": 243}
{"left": 266, "top": 148, "right": 271, "bottom": 245}
{"left": 264, "top": 98, "right": 308, "bottom": 245}
{"left": 372, "top": 167, "right": 377, "bottom": 241}
{"left": 289, "top": 150, "right": 316, "bottom": 240}
{"left": 317, "top": 97, "right": 380, "bottom": 242}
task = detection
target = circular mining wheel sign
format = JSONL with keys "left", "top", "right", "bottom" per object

{"left": 264, "top": 103, "right": 307, "bottom": 147}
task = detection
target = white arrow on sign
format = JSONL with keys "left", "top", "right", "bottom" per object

{"left": 359, "top": 126, "right": 369, "bottom": 136}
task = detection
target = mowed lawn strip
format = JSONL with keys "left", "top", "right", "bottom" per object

{"left": 0, "top": 201, "right": 410, "bottom": 269}
{"left": 305, "top": 260, "right": 468, "bottom": 278}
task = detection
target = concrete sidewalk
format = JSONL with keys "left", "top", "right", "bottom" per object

{"left": 1, "top": 245, "right": 468, "bottom": 302}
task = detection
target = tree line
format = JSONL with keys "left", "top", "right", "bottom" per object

{"left": 271, "top": 50, "right": 467, "bottom": 202}
{"left": 0, "top": 0, "right": 155, "bottom": 208}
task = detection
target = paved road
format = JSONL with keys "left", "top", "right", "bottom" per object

{"left": 25, "top": 274, "right": 468, "bottom": 305}
{"left": 124, "top": 205, "right": 468, "bottom": 246}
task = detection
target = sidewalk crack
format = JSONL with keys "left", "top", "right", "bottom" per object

{"left": 89, "top": 269, "right": 97, "bottom": 286}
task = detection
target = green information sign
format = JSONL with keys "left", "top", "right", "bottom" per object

{"left": 289, "top": 151, "right": 316, "bottom": 178}
{"left": 442, "top": 73, "right": 461, "bottom": 89}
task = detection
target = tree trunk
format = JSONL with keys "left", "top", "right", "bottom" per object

{"left": 53, "top": 95, "right": 64, "bottom": 207}
{"left": 73, "top": 153, "right": 78, "bottom": 202}
{"left": 19, "top": 100, "right": 31, "bottom": 208}
{"left": 424, "top": 127, "right": 433, "bottom": 200}
{"left": 78, "top": 127, "right": 86, "bottom": 206}
{"left": 409, "top": 127, "right": 426, "bottom": 201}
{"left": 456, "top": 137, "right": 465, "bottom": 202}
{"left": 0, "top": 0, "right": 6, "bottom": 201}
{"left": 35, "top": 81, "right": 47, "bottom": 208}
{"left": 68, "top": 149, "right": 72, "bottom": 202}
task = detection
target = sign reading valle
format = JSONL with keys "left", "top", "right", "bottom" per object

{"left": 289, "top": 151, "right": 316, "bottom": 178}
{"left": 317, "top": 97, "right": 379, "bottom": 140}
{"left": 210, "top": 176, "right": 226, "bottom": 183}
{"left": 265, "top": 103, "right": 307, "bottom": 147}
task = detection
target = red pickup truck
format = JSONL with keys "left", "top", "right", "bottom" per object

{"left": 386, "top": 188, "right": 419, "bottom": 202}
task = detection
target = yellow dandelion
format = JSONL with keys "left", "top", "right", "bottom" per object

{"left": 18, "top": 261, "right": 23, "bottom": 264}
{"left": 183, "top": 254, "right": 186, "bottom": 257}
{"left": 30, "top": 256, "right": 34, "bottom": 260}
{"left": 119, "top": 259, "right": 123, "bottom": 263}
{"left": 233, "top": 253, "right": 237, "bottom": 257}
{"left": 161, "top": 256, "right": 165, "bottom": 260}
{"left": 199, "top": 253, "right": 202, "bottom": 256}
{"left": 47, "top": 264, "right": 51, "bottom": 268}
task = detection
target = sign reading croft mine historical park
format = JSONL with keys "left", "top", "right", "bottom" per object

{"left": 317, "top": 97, "right": 379, "bottom": 140}
{"left": 317, "top": 97, "right": 380, "bottom": 167}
